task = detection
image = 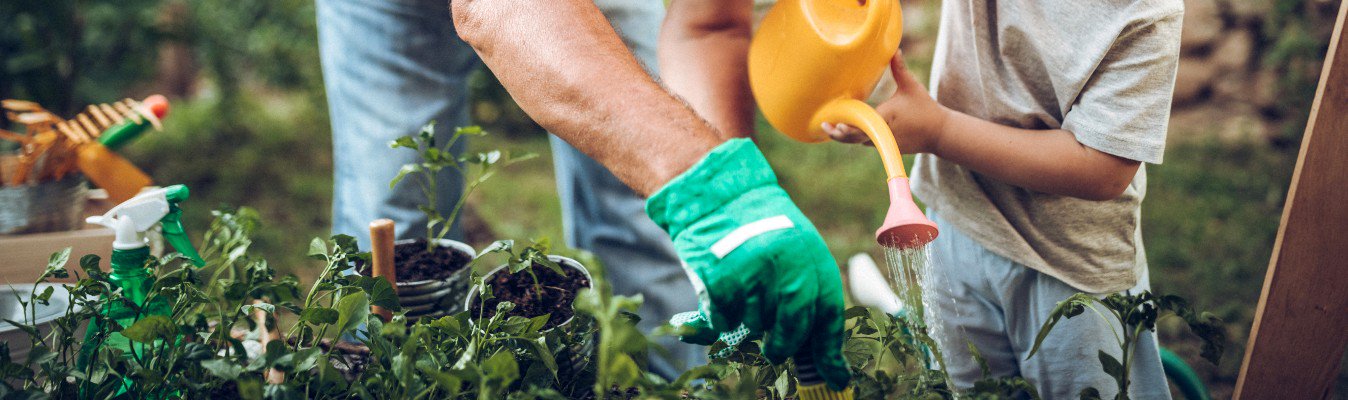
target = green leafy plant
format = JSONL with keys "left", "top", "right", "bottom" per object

{"left": 0, "top": 211, "right": 1228, "bottom": 400}
{"left": 389, "top": 123, "right": 536, "bottom": 252}
{"left": 1028, "top": 291, "right": 1227, "bottom": 400}
{"left": 476, "top": 239, "right": 567, "bottom": 302}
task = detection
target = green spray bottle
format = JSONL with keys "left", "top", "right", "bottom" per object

{"left": 78, "top": 184, "right": 204, "bottom": 369}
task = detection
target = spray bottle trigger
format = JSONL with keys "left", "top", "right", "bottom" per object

{"left": 160, "top": 185, "right": 204, "bottom": 267}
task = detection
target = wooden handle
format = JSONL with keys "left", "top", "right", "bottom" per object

{"left": 369, "top": 219, "right": 397, "bottom": 322}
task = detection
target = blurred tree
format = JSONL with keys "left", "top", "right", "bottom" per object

{"left": 2, "top": 0, "right": 163, "bottom": 114}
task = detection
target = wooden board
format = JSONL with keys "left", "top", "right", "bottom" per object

{"left": 0, "top": 226, "right": 114, "bottom": 284}
{"left": 1234, "top": 1, "right": 1348, "bottom": 398}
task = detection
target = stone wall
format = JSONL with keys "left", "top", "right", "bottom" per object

{"left": 1170, "top": 0, "right": 1340, "bottom": 143}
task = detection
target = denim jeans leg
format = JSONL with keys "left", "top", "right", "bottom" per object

{"left": 318, "top": 0, "right": 478, "bottom": 250}
{"left": 551, "top": 0, "right": 705, "bottom": 379}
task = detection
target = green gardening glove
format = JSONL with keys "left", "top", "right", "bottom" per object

{"left": 646, "top": 138, "right": 850, "bottom": 390}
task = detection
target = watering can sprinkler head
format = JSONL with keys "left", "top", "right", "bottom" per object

{"left": 877, "top": 177, "right": 938, "bottom": 249}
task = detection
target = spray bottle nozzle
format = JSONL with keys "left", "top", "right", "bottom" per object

{"left": 85, "top": 184, "right": 204, "bottom": 267}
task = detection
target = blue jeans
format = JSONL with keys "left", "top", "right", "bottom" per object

{"left": 317, "top": 0, "right": 703, "bottom": 378}
{"left": 925, "top": 212, "right": 1170, "bottom": 399}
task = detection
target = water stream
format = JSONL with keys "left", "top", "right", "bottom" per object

{"left": 880, "top": 237, "right": 963, "bottom": 377}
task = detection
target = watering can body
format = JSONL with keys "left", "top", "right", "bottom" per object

{"left": 750, "top": 0, "right": 903, "bottom": 174}
{"left": 749, "top": 0, "right": 938, "bottom": 248}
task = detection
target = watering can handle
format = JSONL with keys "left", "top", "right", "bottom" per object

{"left": 811, "top": 99, "right": 908, "bottom": 180}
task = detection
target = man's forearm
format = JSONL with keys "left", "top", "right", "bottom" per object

{"left": 452, "top": 0, "right": 721, "bottom": 196}
{"left": 932, "top": 110, "right": 1141, "bottom": 201}
{"left": 659, "top": 0, "right": 755, "bottom": 138}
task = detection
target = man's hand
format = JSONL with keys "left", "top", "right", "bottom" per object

{"left": 647, "top": 139, "right": 850, "bottom": 390}
{"left": 823, "top": 51, "right": 950, "bottom": 154}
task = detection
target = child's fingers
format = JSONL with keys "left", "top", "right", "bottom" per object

{"left": 822, "top": 123, "right": 873, "bottom": 146}
{"left": 890, "top": 50, "right": 921, "bottom": 90}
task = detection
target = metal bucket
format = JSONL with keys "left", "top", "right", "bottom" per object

{"left": 0, "top": 175, "right": 88, "bottom": 234}
{"left": 1, "top": 284, "right": 82, "bottom": 366}
{"left": 392, "top": 238, "right": 475, "bottom": 320}
{"left": 465, "top": 255, "right": 593, "bottom": 329}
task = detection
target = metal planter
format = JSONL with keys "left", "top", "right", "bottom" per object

{"left": 465, "top": 255, "right": 593, "bottom": 330}
{"left": 0, "top": 175, "right": 88, "bottom": 235}
{"left": 392, "top": 238, "right": 475, "bottom": 320}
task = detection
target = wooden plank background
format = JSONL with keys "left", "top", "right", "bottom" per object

{"left": 1234, "top": 1, "right": 1348, "bottom": 398}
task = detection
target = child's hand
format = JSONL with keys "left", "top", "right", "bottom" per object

{"left": 822, "top": 51, "right": 950, "bottom": 154}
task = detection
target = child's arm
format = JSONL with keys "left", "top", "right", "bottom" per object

{"left": 660, "top": 0, "right": 756, "bottom": 139}
{"left": 825, "top": 54, "right": 1141, "bottom": 201}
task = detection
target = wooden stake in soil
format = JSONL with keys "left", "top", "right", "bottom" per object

{"left": 369, "top": 219, "right": 398, "bottom": 322}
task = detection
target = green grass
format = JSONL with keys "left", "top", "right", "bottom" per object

{"left": 1143, "top": 138, "right": 1299, "bottom": 397}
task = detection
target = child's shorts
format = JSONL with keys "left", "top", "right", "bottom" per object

{"left": 923, "top": 211, "right": 1171, "bottom": 399}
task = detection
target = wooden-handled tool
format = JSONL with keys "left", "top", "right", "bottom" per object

{"left": 369, "top": 219, "right": 398, "bottom": 322}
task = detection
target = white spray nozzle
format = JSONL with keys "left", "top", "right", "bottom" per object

{"left": 85, "top": 187, "right": 173, "bottom": 250}
{"left": 847, "top": 253, "right": 904, "bottom": 316}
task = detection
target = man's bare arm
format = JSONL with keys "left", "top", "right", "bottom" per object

{"left": 660, "top": 0, "right": 755, "bottom": 139}
{"left": 452, "top": 0, "right": 721, "bottom": 196}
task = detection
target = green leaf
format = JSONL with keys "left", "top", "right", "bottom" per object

{"left": 417, "top": 363, "right": 463, "bottom": 396}
{"left": 300, "top": 307, "right": 339, "bottom": 325}
{"left": 1028, "top": 294, "right": 1097, "bottom": 360}
{"left": 200, "top": 359, "right": 244, "bottom": 380}
{"left": 1079, "top": 387, "right": 1103, "bottom": 400}
{"left": 307, "top": 238, "right": 327, "bottom": 259}
{"left": 238, "top": 378, "right": 264, "bottom": 399}
{"left": 456, "top": 125, "right": 484, "bottom": 136}
{"left": 390, "top": 136, "right": 418, "bottom": 149}
{"left": 478, "top": 240, "right": 514, "bottom": 258}
{"left": 390, "top": 164, "right": 420, "bottom": 189}
{"left": 47, "top": 248, "right": 71, "bottom": 271}
{"left": 1097, "top": 350, "right": 1124, "bottom": 380}
{"left": 482, "top": 349, "right": 520, "bottom": 386}
{"left": 241, "top": 303, "right": 275, "bottom": 315}
{"left": 968, "top": 341, "right": 991, "bottom": 378}
{"left": 79, "top": 255, "right": 102, "bottom": 277}
{"left": 334, "top": 292, "right": 370, "bottom": 335}
{"left": 121, "top": 315, "right": 176, "bottom": 344}
{"left": 332, "top": 234, "right": 360, "bottom": 253}
{"left": 348, "top": 275, "right": 401, "bottom": 311}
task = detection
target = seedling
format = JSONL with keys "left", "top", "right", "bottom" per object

{"left": 389, "top": 123, "right": 536, "bottom": 252}
{"left": 1028, "top": 291, "right": 1227, "bottom": 400}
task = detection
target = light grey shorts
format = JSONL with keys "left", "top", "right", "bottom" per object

{"left": 924, "top": 211, "right": 1171, "bottom": 399}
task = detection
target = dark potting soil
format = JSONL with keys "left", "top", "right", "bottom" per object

{"left": 357, "top": 238, "right": 471, "bottom": 282}
{"left": 470, "top": 262, "right": 590, "bottom": 330}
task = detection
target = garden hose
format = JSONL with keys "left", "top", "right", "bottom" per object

{"left": 1161, "top": 347, "right": 1209, "bottom": 400}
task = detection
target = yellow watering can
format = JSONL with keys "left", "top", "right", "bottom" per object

{"left": 750, "top": 0, "right": 938, "bottom": 250}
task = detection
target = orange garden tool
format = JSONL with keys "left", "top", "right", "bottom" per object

{"left": 2, "top": 96, "right": 168, "bottom": 203}
{"left": 749, "top": 0, "right": 938, "bottom": 250}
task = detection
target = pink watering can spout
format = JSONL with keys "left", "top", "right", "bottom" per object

{"left": 876, "top": 177, "right": 938, "bottom": 249}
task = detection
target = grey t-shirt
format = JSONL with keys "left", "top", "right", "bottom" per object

{"left": 911, "top": 0, "right": 1184, "bottom": 293}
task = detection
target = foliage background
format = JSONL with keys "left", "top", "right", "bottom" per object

{"left": 2, "top": 0, "right": 1344, "bottom": 397}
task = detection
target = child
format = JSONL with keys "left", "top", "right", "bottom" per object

{"left": 824, "top": 1, "right": 1183, "bottom": 398}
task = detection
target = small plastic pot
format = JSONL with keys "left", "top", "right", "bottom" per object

{"left": 0, "top": 284, "right": 82, "bottom": 367}
{"left": 390, "top": 238, "right": 475, "bottom": 319}
{"left": 465, "top": 255, "right": 593, "bottom": 330}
